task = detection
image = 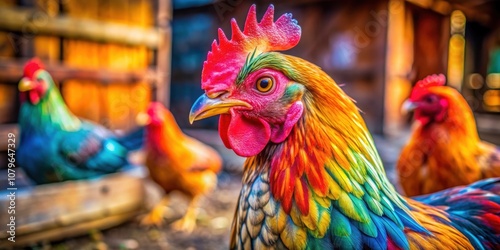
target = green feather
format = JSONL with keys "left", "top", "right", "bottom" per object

{"left": 348, "top": 161, "right": 366, "bottom": 185}
{"left": 382, "top": 205, "right": 404, "bottom": 229}
{"left": 380, "top": 194, "right": 395, "bottom": 211}
{"left": 352, "top": 217, "right": 378, "bottom": 238}
{"left": 281, "top": 83, "right": 305, "bottom": 104}
{"left": 363, "top": 194, "right": 384, "bottom": 216}
{"left": 330, "top": 209, "right": 351, "bottom": 237}
{"left": 327, "top": 162, "right": 353, "bottom": 193}
{"left": 336, "top": 192, "right": 370, "bottom": 223}
{"left": 353, "top": 151, "right": 369, "bottom": 177}
{"left": 236, "top": 52, "right": 303, "bottom": 86}
{"left": 363, "top": 178, "right": 381, "bottom": 200}
{"left": 349, "top": 177, "right": 365, "bottom": 198}
{"left": 330, "top": 214, "right": 363, "bottom": 250}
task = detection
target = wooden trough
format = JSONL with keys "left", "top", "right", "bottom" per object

{"left": 0, "top": 166, "right": 161, "bottom": 247}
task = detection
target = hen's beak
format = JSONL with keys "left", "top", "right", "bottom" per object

{"left": 189, "top": 94, "right": 251, "bottom": 124}
{"left": 401, "top": 100, "right": 418, "bottom": 115}
{"left": 18, "top": 78, "right": 34, "bottom": 92}
{"left": 136, "top": 112, "right": 151, "bottom": 126}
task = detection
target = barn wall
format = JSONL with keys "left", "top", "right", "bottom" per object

{"left": 0, "top": 0, "right": 169, "bottom": 168}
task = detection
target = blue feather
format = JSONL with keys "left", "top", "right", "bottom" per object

{"left": 395, "top": 206, "right": 429, "bottom": 234}
{"left": 415, "top": 178, "right": 500, "bottom": 249}
{"left": 330, "top": 217, "right": 363, "bottom": 250}
{"left": 382, "top": 218, "right": 410, "bottom": 250}
{"left": 361, "top": 212, "right": 387, "bottom": 250}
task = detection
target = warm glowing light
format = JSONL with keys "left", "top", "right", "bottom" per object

{"left": 486, "top": 73, "right": 500, "bottom": 89}
{"left": 446, "top": 9, "right": 466, "bottom": 91}
{"left": 450, "top": 10, "right": 466, "bottom": 35}
{"left": 468, "top": 73, "right": 484, "bottom": 89}
{"left": 484, "top": 90, "right": 500, "bottom": 107}
{"left": 447, "top": 34, "right": 465, "bottom": 90}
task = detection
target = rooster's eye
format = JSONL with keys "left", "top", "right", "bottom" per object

{"left": 424, "top": 95, "right": 438, "bottom": 103}
{"left": 256, "top": 77, "right": 274, "bottom": 93}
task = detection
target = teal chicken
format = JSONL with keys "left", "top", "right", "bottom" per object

{"left": 17, "top": 58, "right": 144, "bottom": 184}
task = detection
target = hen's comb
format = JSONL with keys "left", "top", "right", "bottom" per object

{"left": 410, "top": 74, "right": 446, "bottom": 101}
{"left": 201, "top": 4, "right": 301, "bottom": 94}
{"left": 23, "top": 58, "right": 45, "bottom": 79}
{"left": 147, "top": 101, "right": 164, "bottom": 113}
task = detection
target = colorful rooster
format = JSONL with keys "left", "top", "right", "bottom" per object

{"left": 397, "top": 74, "right": 500, "bottom": 196}
{"left": 137, "top": 102, "right": 222, "bottom": 232}
{"left": 17, "top": 58, "right": 144, "bottom": 184}
{"left": 189, "top": 5, "right": 500, "bottom": 249}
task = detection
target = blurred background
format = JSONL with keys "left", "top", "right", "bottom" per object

{"left": 0, "top": 0, "right": 499, "bottom": 249}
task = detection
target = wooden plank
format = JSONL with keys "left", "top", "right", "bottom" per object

{"left": 0, "top": 167, "right": 150, "bottom": 239}
{"left": 0, "top": 6, "right": 161, "bottom": 48}
{"left": 0, "top": 211, "right": 137, "bottom": 248}
{"left": 0, "top": 59, "right": 155, "bottom": 84}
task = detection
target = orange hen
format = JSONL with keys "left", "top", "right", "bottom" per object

{"left": 138, "top": 102, "right": 222, "bottom": 232}
{"left": 397, "top": 74, "right": 500, "bottom": 196}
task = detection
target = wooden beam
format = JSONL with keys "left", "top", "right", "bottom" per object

{"left": 0, "top": 167, "right": 157, "bottom": 247}
{"left": 0, "top": 59, "right": 156, "bottom": 84}
{"left": 406, "top": 0, "right": 493, "bottom": 25}
{"left": 0, "top": 7, "right": 161, "bottom": 48}
{"left": 0, "top": 211, "right": 137, "bottom": 247}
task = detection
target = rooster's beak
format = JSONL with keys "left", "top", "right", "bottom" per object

{"left": 189, "top": 93, "right": 251, "bottom": 124}
{"left": 18, "top": 78, "right": 35, "bottom": 92}
{"left": 401, "top": 100, "right": 418, "bottom": 115}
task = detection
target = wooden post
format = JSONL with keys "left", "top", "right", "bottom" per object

{"left": 384, "top": 0, "right": 413, "bottom": 136}
{"left": 155, "top": 0, "right": 172, "bottom": 108}
{"left": 0, "top": 59, "right": 155, "bottom": 84}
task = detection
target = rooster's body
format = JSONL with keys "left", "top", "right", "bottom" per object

{"left": 139, "top": 102, "right": 222, "bottom": 232}
{"left": 17, "top": 59, "right": 143, "bottom": 184}
{"left": 398, "top": 74, "right": 500, "bottom": 196}
{"left": 189, "top": 5, "right": 500, "bottom": 249}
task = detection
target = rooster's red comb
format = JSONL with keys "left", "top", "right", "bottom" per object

{"left": 201, "top": 4, "right": 301, "bottom": 94}
{"left": 410, "top": 74, "right": 446, "bottom": 101}
{"left": 23, "top": 58, "right": 45, "bottom": 79}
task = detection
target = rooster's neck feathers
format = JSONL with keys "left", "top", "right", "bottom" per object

{"left": 19, "top": 71, "right": 80, "bottom": 134}
{"left": 243, "top": 55, "right": 425, "bottom": 249}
